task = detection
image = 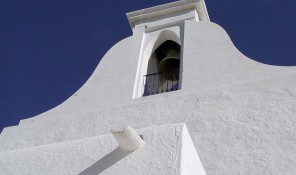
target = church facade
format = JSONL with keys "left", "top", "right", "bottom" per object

{"left": 1, "top": 0, "right": 296, "bottom": 174}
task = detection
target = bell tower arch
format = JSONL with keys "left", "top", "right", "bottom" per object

{"left": 129, "top": 0, "right": 209, "bottom": 98}
{"left": 141, "top": 30, "right": 182, "bottom": 97}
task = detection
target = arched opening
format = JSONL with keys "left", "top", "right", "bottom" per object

{"left": 144, "top": 40, "right": 181, "bottom": 96}
{"left": 133, "top": 30, "right": 182, "bottom": 98}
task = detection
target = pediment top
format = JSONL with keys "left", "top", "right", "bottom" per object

{"left": 126, "top": 0, "right": 210, "bottom": 30}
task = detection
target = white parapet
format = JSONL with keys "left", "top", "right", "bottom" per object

{"left": 0, "top": 123, "right": 206, "bottom": 175}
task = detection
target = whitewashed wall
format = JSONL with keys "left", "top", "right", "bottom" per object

{"left": 1, "top": 19, "right": 296, "bottom": 175}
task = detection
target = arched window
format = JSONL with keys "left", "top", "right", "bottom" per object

{"left": 144, "top": 40, "right": 181, "bottom": 96}
{"left": 133, "top": 30, "right": 182, "bottom": 98}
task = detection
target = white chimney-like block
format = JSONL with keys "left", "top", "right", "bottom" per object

{"left": 111, "top": 126, "right": 145, "bottom": 151}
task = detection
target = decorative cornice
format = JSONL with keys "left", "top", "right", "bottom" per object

{"left": 126, "top": 0, "right": 210, "bottom": 30}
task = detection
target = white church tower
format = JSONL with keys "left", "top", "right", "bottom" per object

{"left": 1, "top": 0, "right": 296, "bottom": 174}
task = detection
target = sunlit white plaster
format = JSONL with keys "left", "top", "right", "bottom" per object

{"left": 1, "top": 0, "right": 296, "bottom": 175}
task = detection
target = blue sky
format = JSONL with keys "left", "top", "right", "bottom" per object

{"left": 1, "top": 0, "right": 296, "bottom": 132}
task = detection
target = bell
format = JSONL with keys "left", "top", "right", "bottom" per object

{"left": 158, "top": 49, "right": 180, "bottom": 81}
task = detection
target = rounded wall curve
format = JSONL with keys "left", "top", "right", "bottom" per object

{"left": 181, "top": 21, "right": 296, "bottom": 93}
{"left": 23, "top": 35, "right": 143, "bottom": 123}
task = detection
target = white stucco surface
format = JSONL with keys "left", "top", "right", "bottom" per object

{"left": 17, "top": 20, "right": 296, "bottom": 125}
{"left": 0, "top": 124, "right": 205, "bottom": 175}
{"left": 1, "top": 73, "right": 296, "bottom": 174}
{"left": 1, "top": 0, "right": 296, "bottom": 174}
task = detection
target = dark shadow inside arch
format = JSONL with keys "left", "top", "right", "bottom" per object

{"left": 144, "top": 40, "right": 181, "bottom": 96}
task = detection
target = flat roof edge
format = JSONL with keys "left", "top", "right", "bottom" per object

{"left": 126, "top": 0, "right": 210, "bottom": 30}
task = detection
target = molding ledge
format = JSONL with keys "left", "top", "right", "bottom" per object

{"left": 126, "top": 0, "right": 210, "bottom": 31}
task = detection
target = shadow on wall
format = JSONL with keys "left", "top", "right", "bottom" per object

{"left": 79, "top": 147, "right": 132, "bottom": 175}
